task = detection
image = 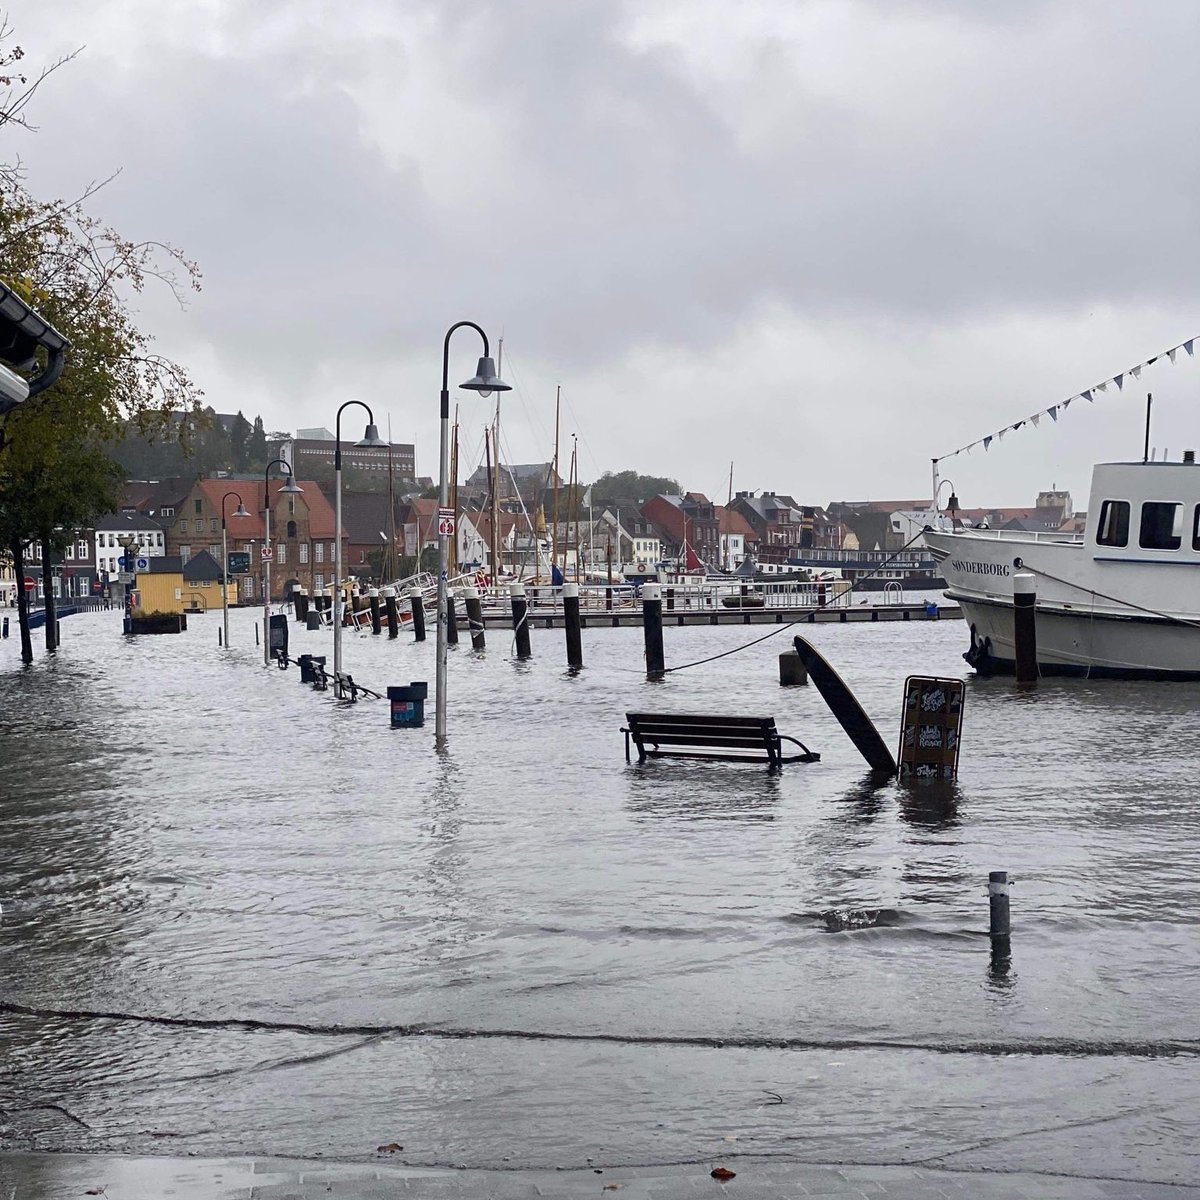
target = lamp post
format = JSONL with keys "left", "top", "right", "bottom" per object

{"left": 436, "top": 322, "right": 510, "bottom": 742}
{"left": 221, "top": 491, "right": 249, "bottom": 648}
{"left": 262, "top": 457, "right": 302, "bottom": 666}
{"left": 332, "top": 401, "right": 386, "bottom": 697}
{"left": 117, "top": 533, "right": 141, "bottom": 634}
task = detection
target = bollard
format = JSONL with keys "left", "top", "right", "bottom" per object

{"left": 306, "top": 609, "right": 321, "bottom": 631}
{"left": 409, "top": 586, "right": 426, "bottom": 642}
{"left": 383, "top": 586, "right": 399, "bottom": 639}
{"left": 1013, "top": 571, "right": 1037, "bottom": 685}
{"left": 510, "top": 583, "right": 532, "bottom": 658}
{"left": 255, "top": 622, "right": 260, "bottom": 646}
{"left": 2, "top": 615, "right": 8, "bottom": 638}
{"left": 295, "top": 588, "right": 309, "bottom": 622}
{"left": 642, "top": 581, "right": 665, "bottom": 678}
{"left": 988, "top": 870, "right": 1011, "bottom": 943}
{"left": 779, "top": 649, "right": 807, "bottom": 686}
{"left": 665, "top": 586, "right": 675, "bottom": 611}
{"left": 218, "top": 627, "right": 223, "bottom": 646}
{"left": 605, "top": 586, "right": 613, "bottom": 612}
{"left": 563, "top": 581, "right": 583, "bottom": 669}
{"left": 446, "top": 590, "right": 459, "bottom": 646}
{"left": 369, "top": 588, "right": 382, "bottom": 636}
{"left": 464, "top": 585, "right": 486, "bottom": 651}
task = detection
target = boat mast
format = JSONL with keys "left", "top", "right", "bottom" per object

{"left": 1143, "top": 393, "right": 1153, "bottom": 463}
{"left": 385, "top": 415, "right": 396, "bottom": 582}
{"left": 571, "top": 434, "right": 580, "bottom": 583}
{"left": 451, "top": 405, "right": 459, "bottom": 574}
{"left": 551, "top": 384, "right": 561, "bottom": 575}
{"left": 725, "top": 460, "right": 734, "bottom": 571}
{"left": 485, "top": 426, "right": 500, "bottom": 594}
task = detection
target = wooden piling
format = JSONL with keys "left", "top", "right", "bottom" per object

{"left": 778, "top": 649, "right": 807, "bottom": 685}
{"left": 1013, "top": 572, "right": 1037, "bottom": 684}
{"left": 446, "top": 589, "right": 459, "bottom": 646}
{"left": 383, "top": 587, "right": 399, "bottom": 639}
{"left": 295, "top": 588, "right": 309, "bottom": 621}
{"left": 409, "top": 586, "right": 426, "bottom": 642}
{"left": 642, "top": 582, "right": 665, "bottom": 678}
{"left": 510, "top": 583, "right": 532, "bottom": 658}
{"left": 563, "top": 582, "right": 583, "bottom": 669}
{"left": 369, "top": 588, "right": 382, "bottom": 635}
{"left": 464, "top": 585, "right": 486, "bottom": 650}
{"left": 989, "top": 870, "right": 1011, "bottom": 943}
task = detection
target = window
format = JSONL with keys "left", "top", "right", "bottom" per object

{"left": 314, "top": 573, "right": 324, "bottom": 590}
{"left": 1140, "top": 501, "right": 1182, "bottom": 550}
{"left": 278, "top": 543, "right": 287, "bottom": 565}
{"left": 1096, "top": 500, "right": 1129, "bottom": 547}
{"left": 299, "top": 542, "right": 309, "bottom": 564}
{"left": 180, "top": 545, "right": 191, "bottom": 563}
{"left": 315, "top": 542, "right": 324, "bottom": 563}
{"left": 66, "top": 544, "right": 75, "bottom": 560}
{"left": 157, "top": 532, "right": 163, "bottom": 546}
{"left": 287, "top": 520, "right": 297, "bottom": 538}
{"left": 161, "top": 507, "right": 174, "bottom": 518}
{"left": 211, "top": 518, "right": 219, "bottom": 533}
{"left": 194, "top": 498, "right": 203, "bottom": 515}
{"left": 77, "top": 540, "right": 88, "bottom": 559}
{"left": 1193, "top": 506, "right": 1200, "bottom": 551}
{"left": 179, "top": 519, "right": 189, "bottom": 534}
{"left": 209, "top": 545, "right": 221, "bottom": 558}
{"left": 288, "top": 498, "right": 295, "bottom": 514}
{"left": 329, "top": 542, "right": 336, "bottom": 561}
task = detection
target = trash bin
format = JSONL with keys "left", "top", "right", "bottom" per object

{"left": 299, "top": 654, "right": 325, "bottom": 684}
{"left": 387, "top": 681, "right": 429, "bottom": 728}
{"left": 924, "top": 601, "right": 939, "bottom": 619}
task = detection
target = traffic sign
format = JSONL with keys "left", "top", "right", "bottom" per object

{"left": 23, "top": 576, "right": 34, "bottom": 591}
{"left": 135, "top": 556, "right": 150, "bottom": 571}
{"left": 438, "top": 514, "right": 455, "bottom": 536}
{"left": 260, "top": 546, "right": 274, "bottom": 562}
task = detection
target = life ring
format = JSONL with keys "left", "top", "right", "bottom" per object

{"left": 636, "top": 562, "right": 648, "bottom": 572}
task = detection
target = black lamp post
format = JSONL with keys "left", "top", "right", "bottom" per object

{"left": 262, "top": 458, "right": 302, "bottom": 665}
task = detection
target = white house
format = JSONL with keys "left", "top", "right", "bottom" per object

{"left": 94, "top": 512, "right": 168, "bottom": 578}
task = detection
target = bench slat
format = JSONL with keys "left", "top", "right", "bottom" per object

{"left": 626, "top": 713, "right": 775, "bottom": 729}
{"left": 633, "top": 732, "right": 779, "bottom": 749}
{"left": 622, "top": 711, "right": 818, "bottom": 768}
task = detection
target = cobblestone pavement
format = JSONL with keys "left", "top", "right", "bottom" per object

{"left": 2, "top": 1153, "right": 1198, "bottom": 1200}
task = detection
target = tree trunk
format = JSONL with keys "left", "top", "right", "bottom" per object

{"left": 11, "top": 538, "right": 33, "bottom": 664}
{"left": 41, "top": 534, "right": 57, "bottom": 651}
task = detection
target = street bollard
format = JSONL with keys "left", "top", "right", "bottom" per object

{"left": 989, "top": 871, "right": 1011, "bottom": 943}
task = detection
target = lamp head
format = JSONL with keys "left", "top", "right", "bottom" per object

{"left": 460, "top": 356, "right": 511, "bottom": 400}
{"left": 280, "top": 475, "right": 303, "bottom": 495}
{"left": 233, "top": 502, "right": 250, "bottom": 518}
{"left": 355, "top": 422, "right": 388, "bottom": 449}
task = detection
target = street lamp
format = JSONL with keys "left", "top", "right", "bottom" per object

{"left": 262, "top": 457, "right": 302, "bottom": 666}
{"left": 332, "top": 400, "right": 386, "bottom": 697}
{"left": 221, "top": 491, "right": 249, "bottom": 648}
{"left": 436, "top": 322, "right": 510, "bottom": 742}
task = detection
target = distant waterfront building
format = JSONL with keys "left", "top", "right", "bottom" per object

{"left": 270, "top": 432, "right": 416, "bottom": 480}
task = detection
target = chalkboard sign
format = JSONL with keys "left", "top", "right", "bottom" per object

{"left": 227, "top": 551, "right": 251, "bottom": 574}
{"left": 897, "top": 676, "right": 964, "bottom": 781}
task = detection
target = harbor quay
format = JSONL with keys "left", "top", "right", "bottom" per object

{"left": 2, "top": 609, "right": 1199, "bottom": 1193}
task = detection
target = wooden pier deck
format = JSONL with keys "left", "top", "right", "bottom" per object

{"left": 477, "top": 602, "right": 961, "bottom": 629}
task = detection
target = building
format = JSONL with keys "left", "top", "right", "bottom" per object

{"left": 134, "top": 556, "right": 186, "bottom": 614}
{"left": 166, "top": 476, "right": 344, "bottom": 602}
{"left": 271, "top": 433, "right": 416, "bottom": 481}
{"left": 715, "top": 505, "right": 759, "bottom": 570}
{"left": 20, "top": 532, "right": 100, "bottom": 603}
{"left": 461, "top": 461, "right": 561, "bottom": 507}
{"left": 181, "top": 549, "right": 236, "bottom": 611}
{"left": 336, "top": 491, "right": 408, "bottom": 583}
{"left": 640, "top": 493, "right": 721, "bottom": 569}
{"left": 94, "top": 512, "right": 168, "bottom": 582}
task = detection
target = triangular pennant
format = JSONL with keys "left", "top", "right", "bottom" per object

{"left": 998, "top": 429, "right": 1007, "bottom": 441}
{"left": 1048, "top": 406, "right": 1058, "bottom": 422}
{"left": 1147, "top": 357, "right": 1157, "bottom": 366}
{"left": 1011, "top": 421, "right": 1024, "bottom": 431}
{"left": 1169, "top": 348, "right": 1177, "bottom": 363}
{"left": 1131, "top": 365, "right": 1142, "bottom": 379}
{"left": 1097, "top": 382, "right": 1108, "bottom": 393}
{"left": 983, "top": 436, "right": 992, "bottom": 451}
{"left": 1062, "top": 398, "right": 1072, "bottom": 410}
{"left": 1186, "top": 339, "right": 1195, "bottom": 357}
{"left": 1030, "top": 414, "right": 1040, "bottom": 427}
{"left": 1114, "top": 374, "right": 1124, "bottom": 390}
{"left": 1082, "top": 389, "right": 1092, "bottom": 402}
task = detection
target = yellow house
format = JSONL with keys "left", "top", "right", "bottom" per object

{"left": 135, "top": 551, "right": 236, "bottom": 615}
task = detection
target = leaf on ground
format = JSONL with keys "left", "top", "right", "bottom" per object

{"left": 711, "top": 1167, "right": 737, "bottom": 1181}
{"left": 376, "top": 1142, "right": 403, "bottom": 1153}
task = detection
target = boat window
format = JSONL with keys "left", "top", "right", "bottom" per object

{"left": 1192, "top": 505, "right": 1200, "bottom": 551}
{"left": 1139, "top": 501, "right": 1182, "bottom": 551}
{"left": 1095, "top": 500, "right": 1129, "bottom": 547}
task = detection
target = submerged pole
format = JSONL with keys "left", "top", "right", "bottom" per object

{"left": 446, "top": 589, "right": 459, "bottom": 646}
{"left": 989, "top": 870, "right": 1011, "bottom": 943}
{"left": 1013, "top": 571, "right": 1037, "bottom": 685}
{"left": 563, "top": 581, "right": 583, "bottom": 669}
{"left": 510, "top": 582, "right": 531, "bottom": 659}
{"left": 642, "top": 582, "right": 665, "bottom": 678}
{"left": 369, "top": 587, "right": 382, "bottom": 636}
{"left": 409, "top": 586, "right": 427, "bottom": 643}
{"left": 464, "top": 585, "right": 486, "bottom": 651}
{"left": 383, "top": 586, "right": 399, "bottom": 638}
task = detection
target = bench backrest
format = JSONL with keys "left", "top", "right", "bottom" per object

{"left": 625, "top": 712, "right": 778, "bottom": 748}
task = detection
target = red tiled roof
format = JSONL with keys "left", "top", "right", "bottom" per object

{"left": 191, "top": 477, "right": 339, "bottom": 538}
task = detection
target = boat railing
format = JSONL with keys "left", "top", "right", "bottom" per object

{"left": 927, "top": 526, "right": 1085, "bottom": 545}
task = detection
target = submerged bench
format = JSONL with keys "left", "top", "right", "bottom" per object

{"left": 622, "top": 712, "right": 819, "bottom": 768}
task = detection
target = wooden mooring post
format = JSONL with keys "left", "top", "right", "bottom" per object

{"left": 409, "top": 586, "right": 426, "bottom": 643}
{"left": 369, "top": 588, "right": 382, "bottom": 635}
{"left": 642, "top": 582, "right": 665, "bottom": 678}
{"left": 383, "top": 587, "right": 399, "bottom": 639}
{"left": 1013, "top": 571, "right": 1037, "bottom": 685}
{"left": 464, "top": 585, "right": 486, "bottom": 651}
{"left": 510, "top": 583, "right": 532, "bottom": 659}
{"left": 446, "top": 589, "right": 459, "bottom": 646}
{"left": 563, "top": 582, "right": 583, "bottom": 669}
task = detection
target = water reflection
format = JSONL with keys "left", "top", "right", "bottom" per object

{"left": 897, "top": 780, "right": 961, "bottom": 831}
{"left": 624, "top": 762, "right": 781, "bottom": 822}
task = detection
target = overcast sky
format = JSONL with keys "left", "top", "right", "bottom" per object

{"left": 10, "top": 0, "right": 1200, "bottom": 508}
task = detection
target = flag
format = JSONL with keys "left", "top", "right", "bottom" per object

{"left": 1131, "top": 365, "right": 1142, "bottom": 380}
{"left": 1186, "top": 339, "right": 1195, "bottom": 357}
{"left": 583, "top": 485, "right": 593, "bottom": 507}
{"left": 1030, "top": 414, "right": 1040, "bottom": 427}
{"left": 1097, "top": 382, "right": 1108, "bottom": 393}
{"left": 983, "top": 436, "right": 992, "bottom": 451}
{"left": 1169, "top": 348, "right": 1177, "bottom": 363}
{"left": 1082, "top": 390, "right": 1092, "bottom": 402}
{"left": 1114, "top": 374, "right": 1124, "bottom": 390}
{"left": 1048, "top": 406, "right": 1058, "bottom": 422}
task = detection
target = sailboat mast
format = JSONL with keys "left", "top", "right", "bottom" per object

{"left": 451, "top": 407, "right": 459, "bottom": 575}
{"left": 551, "top": 384, "right": 561, "bottom": 573}
{"left": 725, "top": 460, "right": 734, "bottom": 571}
{"left": 485, "top": 427, "right": 499, "bottom": 595}
{"left": 384, "top": 415, "right": 396, "bottom": 582}
{"left": 571, "top": 435, "right": 580, "bottom": 584}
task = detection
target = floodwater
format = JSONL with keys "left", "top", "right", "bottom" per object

{"left": 1, "top": 607, "right": 1199, "bottom": 1184}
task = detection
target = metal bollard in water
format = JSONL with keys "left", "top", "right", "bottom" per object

{"left": 989, "top": 871, "right": 1011, "bottom": 942}
{"left": 642, "top": 582, "right": 665, "bottom": 678}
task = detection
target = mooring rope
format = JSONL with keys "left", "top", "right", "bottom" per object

{"left": 663, "top": 530, "right": 932, "bottom": 674}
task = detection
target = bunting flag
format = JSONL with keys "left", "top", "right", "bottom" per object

{"left": 933, "top": 333, "right": 1200, "bottom": 468}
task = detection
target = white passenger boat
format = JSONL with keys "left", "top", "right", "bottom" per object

{"left": 922, "top": 455, "right": 1200, "bottom": 678}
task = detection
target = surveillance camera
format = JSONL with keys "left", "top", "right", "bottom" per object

{"left": 0, "top": 361, "right": 29, "bottom": 415}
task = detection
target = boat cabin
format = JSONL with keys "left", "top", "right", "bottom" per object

{"left": 1087, "top": 457, "right": 1200, "bottom": 563}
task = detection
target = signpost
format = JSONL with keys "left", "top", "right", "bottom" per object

{"left": 437, "top": 507, "right": 455, "bottom": 537}
{"left": 897, "top": 676, "right": 965, "bottom": 781}
{"left": 23, "top": 576, "right": 34, "bottom": 592}
{"left": 260, "top": 546, "right": 274, "bottom": 562}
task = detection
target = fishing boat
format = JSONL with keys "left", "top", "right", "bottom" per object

{"left": 922, "top": 454, "right": 1200, "bottom": 678}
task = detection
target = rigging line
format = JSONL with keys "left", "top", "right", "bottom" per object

{"left": 1017, "top": 561, "right": 1200, "bottom": 631}
{"left": 663, "top": 531, "right": 930, "bottom": 674}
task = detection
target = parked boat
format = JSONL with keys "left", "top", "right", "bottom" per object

{"left": 922, "top": 455, "right": 1200, "bottom": 678}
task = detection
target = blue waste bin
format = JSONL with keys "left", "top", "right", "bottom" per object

{"left": 924, "top": 601, "right": 939, "bottom": 619}
{"left": 388, "top": 681, "right": 429, "bottom": 728}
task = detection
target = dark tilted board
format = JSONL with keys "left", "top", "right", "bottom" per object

{"left": 791, "top": 636, "right": 897, "bottom": 775}
{"left": 622, "top": 712, "right": 819, "bottom": 767}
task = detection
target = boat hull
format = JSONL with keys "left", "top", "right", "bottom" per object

{"left": 957, "top": 594, "right": 1200, "bottom": 679}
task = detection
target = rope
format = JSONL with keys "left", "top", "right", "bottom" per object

{"left": 664, "top": 531, "right": 932, "bottom": 674}
{"left": 1017, "top": 560, "right": 1200, "bottom": 632}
